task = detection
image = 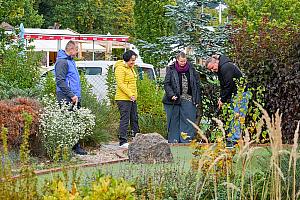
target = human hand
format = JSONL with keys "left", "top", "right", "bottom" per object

{"left": 218, "top": 98, "right": 223, "bottom": 109}
{"left": 130, "top": 96, "right": 136, "bottom": 102}
{"left": 71, "top": 95, "right": 78, "bottom": 104}
{"left": 171, "top": 96, "right": 178, "bottom": 101}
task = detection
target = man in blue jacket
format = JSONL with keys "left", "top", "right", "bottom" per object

{"left": 54, "top": 40, "right": 87, "bottom": 155}
{"left": 205, "top": 54, "right": 250, "bottom": 148}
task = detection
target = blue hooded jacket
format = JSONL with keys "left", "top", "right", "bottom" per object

{"left": 54, "top": 50, "right": 81, "bottom": 101}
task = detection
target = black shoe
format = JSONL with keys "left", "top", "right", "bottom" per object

{"left": 128, "top": 130, "right": 137, "bottom": 138}
{"left": 73, "top": 143, "right": 87, "bottom": 155}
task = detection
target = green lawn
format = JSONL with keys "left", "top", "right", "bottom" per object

{"left": 36, "top": 146, "right": 193, "bottom": 189}
{"left": 38, "top": 146, "right": 193, "bottom": 179}
{"left": 37, "top": 145, "right": 274, "bottom": 181}
{"left": 36, "top": 145, "right": 275, "bottom": 193}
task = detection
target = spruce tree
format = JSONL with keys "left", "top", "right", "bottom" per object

{"left": 137, "top": 0, "right": 229, "bottom": 68}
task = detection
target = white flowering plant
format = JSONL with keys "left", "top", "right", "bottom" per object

{"left": 39, "top": 97, "right": 95, "bottom": 158}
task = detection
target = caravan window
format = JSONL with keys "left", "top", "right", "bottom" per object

{"left": 138, "top": 67, "right": 155, "bottom": 80}
{"left": 79, "top": 67, "right": 102, "bottom": 75}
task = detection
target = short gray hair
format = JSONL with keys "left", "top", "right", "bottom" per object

{"left": 176, "top": 52, "right": 187, "bottom": 60}
{"left": 65, "top": 40, "right": 78, "bottom": 51}
{"left": 204, "top": 57, "right": 214, "bottom": 67}
{"left": 204, "top": 55, "right": 219, "bottom": 67}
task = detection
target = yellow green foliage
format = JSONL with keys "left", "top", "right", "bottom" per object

{"left": 43, "top": 181, "right": 80, "bottom": 200}
{"left": 43, "top": 176, "right": 135, "bottom": 200}
{"left": 191, "top": 138, "right": 236, "bottom": 178}
{"left": 83, "top": 176, "right": 135, "bottom": 200}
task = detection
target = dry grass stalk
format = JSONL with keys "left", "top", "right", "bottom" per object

{"left": 192, "top": 101, "right": 299, "bottom": 199}
{"left": 193, "top": 144, "right": 216, "bottom": 199}
{"left": 187, "top": 119, "right": 209, "bottom": 143}
{"left": 296, "top": 189, "right": 300, "bottom": 199}
{"left": 288, "top": 121, "right": 299, "bottom": 200}
{"left": 255, "top": 102, "right": 282, "bottom": 200}
{"left": 197, "top": 153, "right": 228, "bottom": 200}
{"left": 255, "top": 118, "right": 264, "bottom": 143}
{"left": 221, "top": 182, "right": 240, "bottom": 192}
{"left": 212, "top": 117, "right": 226, "bottom": 139}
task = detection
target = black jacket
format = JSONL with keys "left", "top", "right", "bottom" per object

{"left": 217, "top": 55, "right": 243, "bottom": 103}
{"left": 162, "top": 62, "right": 201, "bottom": 105}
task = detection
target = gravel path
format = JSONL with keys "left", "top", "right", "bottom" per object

{"left": 74, "top": 143, "right": 128, "bottom": 163}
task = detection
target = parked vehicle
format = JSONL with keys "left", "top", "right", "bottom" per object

{"left": 41, "top": 60, "right": 156, "bottom": 101}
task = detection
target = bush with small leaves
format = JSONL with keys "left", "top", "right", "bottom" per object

{"left": 39, "top": 97, "right": 95, "bottom": 158}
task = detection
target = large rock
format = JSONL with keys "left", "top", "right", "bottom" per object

{"left": 128, "top": 133, "right": 173, "bottom": 164}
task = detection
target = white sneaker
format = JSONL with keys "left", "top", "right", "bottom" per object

{"left": 119, "top": 143, "right": 129, "bottom": 149}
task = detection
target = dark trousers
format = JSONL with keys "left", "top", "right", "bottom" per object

{"left": 116, "top": 100, "right": 140, "bottom": 145}
{"left": 164, "top": 100, "right": 196, "bottom": 143}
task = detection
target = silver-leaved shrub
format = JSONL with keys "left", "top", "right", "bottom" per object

{"left": 39, "top": 97, "right": 95, "bottom": 158}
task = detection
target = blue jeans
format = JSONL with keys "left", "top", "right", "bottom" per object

{"left": 227, "top": 91, "right": 251, "bottom": 142}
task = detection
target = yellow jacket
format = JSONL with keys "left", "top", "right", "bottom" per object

{"left": 114, "top": 60, "right": 138, "bottom": 100}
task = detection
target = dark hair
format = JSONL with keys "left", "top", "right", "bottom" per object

{"left": 123, "top": 50, "right": 138, "bottom": 62}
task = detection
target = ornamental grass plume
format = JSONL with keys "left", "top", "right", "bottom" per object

{"left": 255, "top": 102, "right": 283, "bottom": 200}
{"left": 288, "top": 121, "right": 299, "bottom": 200}
{"left": 190, "top": 100, "right": 300, "bottom": 200}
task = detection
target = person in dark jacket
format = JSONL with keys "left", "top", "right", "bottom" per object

{"left": 205, "top": 54, "right": 250, "bottom": 147}
{"left": 54, "top": 40, "right": 87, "bottom": 155}
{"left": 162, "top": 52, "right": 201, "bottom": 143}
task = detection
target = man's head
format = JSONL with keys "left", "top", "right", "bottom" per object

{"left": 65, "top": 40, "right": 79, "bottom": 58}
{"left": 176, "top": 52, "right": 187, "bottom": 67}
{"left": 123, "top": 50, "right": 138, "bottom": 68}
{"left": 205, "top": 55, "right": 219, "bottom": 72}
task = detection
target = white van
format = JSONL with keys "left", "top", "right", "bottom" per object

{"left": 41, "top": 60, "right": 156, "bottom": 101}
{"left": 76, "top": 60, "right": 156, "bottom": 101}
{"left": 76, "top": 60, "right": 156, "bottom": 79}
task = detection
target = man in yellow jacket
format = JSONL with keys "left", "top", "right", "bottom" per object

{"left": 115, "top": 50, "right": 140, "bottom": 148}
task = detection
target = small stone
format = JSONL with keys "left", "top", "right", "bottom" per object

{"left": 128, "top": 133, "right": 173, "bottom": 164}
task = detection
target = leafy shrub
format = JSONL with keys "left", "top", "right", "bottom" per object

{"left": 196, "top": 70, "right": 220, "bottom": 141}
{"left": 80, "top": 174, "right": 135, "bottom": 200}
{"left": 0, "top": 78, "right": 41, "bottom": 100}
{"left": 227, "top": 0, "right": 300, "bottom": 29}
{"left": 0, "top": 97, "right": 41, "bottom": 147}
{"left": 0, "top": 114, "right": 38, "bottom": 200}
{"left": 39, "top": 71, "right": 56, "bottom": 99}
{"left": 0, "top": 30, "right": 42, "bottom": 90}
{"left": 39, "top": 97, "right": 95, "bottom": 158}
{"left": 42, "top": 172, "right": 135, "bottom": 200}
{"left": 105, "top": 65, "right": 116, "bottom": 105}
{"left": 230, "top": 19, "right": 300, "bottom": 142}
{"left": 137, "top": 76, "right": 167, "bottom": 138}
{"left": 80, "top": 73, "right": 118, "bottom": 145}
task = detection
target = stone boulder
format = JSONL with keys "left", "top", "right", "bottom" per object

{"left": 128, "top": 133, "right": 173, "bottom": 164}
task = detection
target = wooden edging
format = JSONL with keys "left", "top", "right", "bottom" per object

{"left": 10, "top": 157, "right": 129, "bottom": 180}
